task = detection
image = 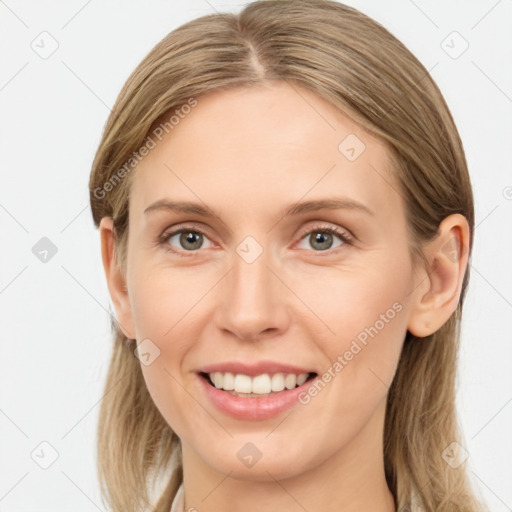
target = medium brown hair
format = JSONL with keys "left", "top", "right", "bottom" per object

{"left": 89, "top": 1, "right": 487, "bottom": 510}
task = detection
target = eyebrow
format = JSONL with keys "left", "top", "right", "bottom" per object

{"left": 143, "top": 198, "right": 374, "bottom": 218}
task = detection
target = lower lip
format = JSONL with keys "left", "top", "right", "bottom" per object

{"left": 198, "top": 374, "right": 313, "bottom": 421}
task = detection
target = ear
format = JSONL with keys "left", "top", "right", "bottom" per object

{"left": 407, "top": 213, "right": 470, "bottom": 338}
{"left": 99, "top": 217, "right": 136, "bottom": 340}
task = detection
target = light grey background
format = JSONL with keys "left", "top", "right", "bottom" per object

{"left": 1, "top": 1, "right": 511, "bottom": 510}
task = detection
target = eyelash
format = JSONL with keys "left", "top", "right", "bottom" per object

{"left": 157, "top": 223, "right": 354, "bottom": 258}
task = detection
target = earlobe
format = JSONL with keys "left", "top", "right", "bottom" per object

{"left": 99, "top": 217, "right": 136, "bottom": 340}
{"left": 407, "top": 214, "right": 470, "bottom": 338}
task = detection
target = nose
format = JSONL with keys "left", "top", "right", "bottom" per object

{"left": 214, "top": 243, "right": 291, "bottom": 342}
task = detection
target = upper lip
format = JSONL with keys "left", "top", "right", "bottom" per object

{"left": 199, "top": 361, "right": 316, "bottom": 377}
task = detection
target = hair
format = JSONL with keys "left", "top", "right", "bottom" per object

{"left": 89, "top": 1, "right": 488, "bottom": 510}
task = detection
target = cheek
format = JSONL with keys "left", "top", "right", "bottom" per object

{"left": 295, "top": 258, "right": 410, "bottom": 349}
{"left": 293, "top": 259, "right": 411, "bottom": 411}
{"left": 128, "top": 261, "right": 210, "bottom": 344}
{"left": 127, "top": 262, "right": 219, "bottom": 431}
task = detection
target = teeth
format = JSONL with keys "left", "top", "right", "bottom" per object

{"left": 296, "top": 373, "right": 308, "bottom": 386}
{"left": 208, "top": 372, "right": 310, "bottom": 394}
{"left": 223, "top": 372, "right": 235, "bottom": 390}
{"left": 271, "top": 373, "right": 285, "bottom": 392}
{"left": 234, "top": 374, "right": 252, "bottom": 393}
{"left": 284, "top": 374, "right": 296, "bottom": 389}
{"left": 213, "top": 372, "right": 223, "bottom": 389}
{"left": 252, "top": 374, "right": 271, "bottom": 394}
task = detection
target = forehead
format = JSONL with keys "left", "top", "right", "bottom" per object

{"left": 130, "top": 82, "right": 402, "bottom": 225}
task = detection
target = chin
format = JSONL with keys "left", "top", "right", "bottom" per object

{"left": 191, "top": 435, "right": 326, "bottom": 482}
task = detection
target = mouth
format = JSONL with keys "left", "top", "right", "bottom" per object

{"left": 199, "top": 371, "right": 318, "bottom": 398}
{"left": 196, "top": 362, "right": 319, "bottom": 420}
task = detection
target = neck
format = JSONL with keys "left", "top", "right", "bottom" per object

{"left": 180, "top": 400, "right": 395, "bottom": 512}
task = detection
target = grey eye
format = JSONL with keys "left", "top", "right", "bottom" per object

{"left": 297, "top": 230, "right": 345, "bottom": 251}
{"left": 167, "top": 230, "right": 213, "bottom": 251}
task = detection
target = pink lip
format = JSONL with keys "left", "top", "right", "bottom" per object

{"left": 199, "top": 360, "right": 314, "bottom": 377}
{"left": 197, "top": 372, "right": 316, "bottom": 422}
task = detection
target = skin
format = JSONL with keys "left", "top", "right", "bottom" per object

{"left": 100, "top": 81, "right": 470, "bottom": 512}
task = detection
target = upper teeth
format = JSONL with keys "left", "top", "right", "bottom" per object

{"left": 209, "top": 372, "right": 309, "bottom": 394}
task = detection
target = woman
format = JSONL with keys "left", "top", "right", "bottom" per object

{"left": 89, "top": 1, "right": 488, "bottom": 510}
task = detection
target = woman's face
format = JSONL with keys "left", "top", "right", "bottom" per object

{"left": 117, "top": 81, "right": 421, "bottom": 480}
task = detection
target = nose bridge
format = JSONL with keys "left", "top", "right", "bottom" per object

{"left": 216, "top": 236, "right": 288, "bottom": 340}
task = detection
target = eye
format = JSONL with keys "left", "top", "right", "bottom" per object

{"left": 159, "top": 227, "right": 214, "bottom": 255}
{"left": 158, "top": 223, "right": 353, "bottom": 257}
{"left": 296, "top": 224, "right": 353, "bottom": 252}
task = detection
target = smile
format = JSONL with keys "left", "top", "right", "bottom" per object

{"left": 197, "top": 364, "right": 318, "bottom": 420}
{"left": 204, "top": 371, "right": 313, "bottom": 396}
